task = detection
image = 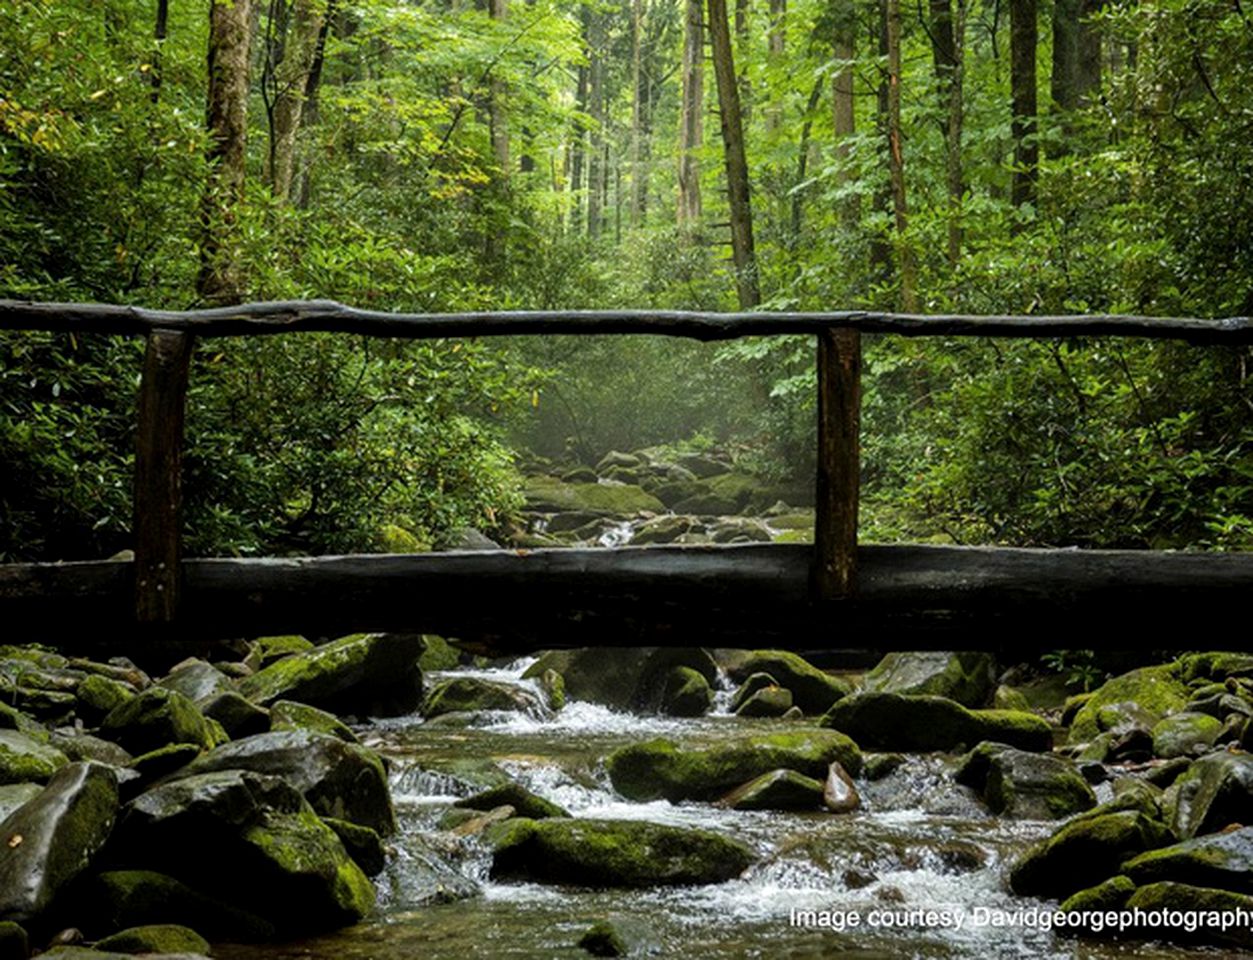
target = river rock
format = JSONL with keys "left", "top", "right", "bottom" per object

{"left": 820, "top": 692, "right": 1052, "bottom": 753}
{"left": 0, "top": 731, "right": 68, "bottom": 785}
{"left": 823, "top": 761, "right": 860, "bottom": 813}
{"left": 99, "top": 689, "right": 224, "bottom": 757}
{"left": 0, "top": 921, "right": 27, "bottom": 959}
{"left": 454, "top": 783, "right": 569, "bottom": 819}
{"left": 1151, "top": 712, "right": 1223, "bottom": 759}
{"left": 1124, "top": 882, "right": 1253, "bottom": 948}
{"left": 720, "top": 769, "right": 825, "bottom": 811}
{"left": 523, "top": 648, "right": 718, "bottom": 713}
{"left": 323, "top": 818, "right": 386, "bottom": 876}
{"left": 489, "top": 818, "right": 753, "bottom": 887}
{"left": 248, "top": 636, "right": 315, "bottom": 670}
{"left": 1166, "top": 750, "right": 1253, "bottom": 838}
{"left": 1068, "top": 664, "right": 1190, "bottom": 745}
{"left": 606, "top": 730, "right": 861, "bottom": 802}
{"left": 95, "top": 924, "right": 210, "bottom": 955}
{"left": 658, "top": 667, "right": 713, "bottom": 717}
{"left": 176, "top": 731, "right": 396, "bottom": 835}
{"left": 423, "top": 677, "right": 548, "bottom": 719}
{"left": 159, "top": 661, "right": 232, "bottom": 704}
{"left": 672, "top": 492, "right": 739, "bottom": 515}
{"left": 727, "top": 651, "right": 852, "bottom": 714}
{"left": 0, "top": 762, "right": 119, "bottom": 923}
{"left": 0, "top": 784, "right": 43, "bottom": 823}
{"left": 1009, "top": 809, "right": 1173, "bottom": 900}
{"left": 735, "top": 686, "right": 793, "bottom": 718}
{"left": 269, "top": 700, "right": 361, "bottom": 744}
{"left": 74, "top": 870, "right": 274, "bottom": 941}
{"left": 629, "top": 515, "right": 693, "bottom": 546}
{"left": 1060, "top": 874, "right": 1137, "bottom": 916}
{"left": 729, "top": 673, "right": 778, "bottom": 712}
{"left": 75, "top": 676, "right": 137, "bottom": 725}
{"left": 578, "top": 919, "right": 627, "bottom": 957}
{"left": 522, "top": 476, "right": 664, "bottom": 515}
{"left": 195, "top": 692, "right": 268, "bottom": 740}
{"left": 417, "top": 635, "right": 461, "bottom": 672}
{"left": 238, "top": 632, "right": 424, "bottom": 718}
{"left": 955, "top": 742, "right": 1095, "bottom": 819}
{"left": 863, "top": 652, "right": 996, "bottom": 707}
{"left": 1122, "top": 825, "right": 1253, "bottom": 892}
{"left": 379, "top": 833, "right": 481, "bottom": 906}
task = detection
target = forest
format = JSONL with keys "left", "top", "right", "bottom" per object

{"left": 1, "top": 0, "right": 1251, "bottom": 561}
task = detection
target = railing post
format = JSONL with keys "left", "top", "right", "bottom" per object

{"left": 134, "top": 329, "right": 193, "bottom": 623}
{"left": 813, "top": 326, "right": 861, "bottom": 598}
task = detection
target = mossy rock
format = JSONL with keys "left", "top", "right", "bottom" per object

{"left": 719, "top": 769, "right": 825, "bottom": 811}
{"left": 1175, "top": 652, "right": 1253, "bottom": 684}
{"left": 0, "top": 729, "right": 68, "bottom": 785}
{"left": 672, "top": 492, "right": 740, "bottom": 515}
{"left": 956, "top": 742, "right": 1095, "bottom": 819}
{"left": 322, "top": 817, "right": 386, "bottom": 876}
{"left": 250, "top": 635, "right": 315, "bottom": 668}
{"left": 1124, "top": 882, "right": 1253, "bottom": 948}
{"left": 0, "top": 702, "right": 45, "bottom": 740}
{"left": 0, "top": 922, "right": 27, "bottom": 960}
{"left": 95, "top": 924, "right": 210, "bottom": 955}
{"left": 704, "top": 473, "right": 760, "bottom": 510}
{"left": 0, "top": 762, "right": 119, "bottom": 923}
{"left": 423, "top": 677, "right": 547, "bottom": 719}
{"left": 0, "top": 783, "right": 42, "bottom": 822}
{"left": 728, "top": 651, "right": 853, "bottom": 714}
{"left": 75, "top": 674, "right": 137, "bottom": 724}
{"left": 49, "top": 732, "right": 132, "bottom": 767}
{"left": 863, "top": 651, "right": 996, "bottom": 708}
{"left": 489, "top": 817, "right": 753, "bottom": 887}
{"left": 578, "top": 919, "right": 627, "bottom": 957}
{"left": 1009, "top": 810, "right": 1174, "bottom": 900}
{"left": 820, "top": 692, "right": 1052, "bottom": 753}
{"left": 1166, "top": 750, "right": 1253, "bottom": 839}
{"left": 522, "top": 476, "right": 664, "bottom": 515}
{"left": 650, "top": 480, "right": 707, "bottom": 509}
{"left": 729, "top": 673, "right": 780, "bottom": 713}
{"left": 1060, "top": 874, "right": 1137, "bottom": 913}
{"left": 74, "top": 870, "right": 274, "bottom": 941}
{"left": 1151, "top": 712, "right": 1223, "bottom": 759}
{"left": 735, "top": 687, "right": 793, "bottom": 718}
{"left": 1122, "top": 825, "right": 1253, "bottom": 892}
{"left": 863, "top": 753, "right": 906, "bottom": 780}
{"left": 993, "top": 685, "right": 1033, "bottom": 712}
{"left": 198, "top": 690, "right": 270, "bottom": 740}
{"left": 523, "top": 648, "right": 718, "bottom": 714}
{"left": 629, "top": 515, "right": 694, "bottom": 546}
{"left": 658, "top": 666, "right": 713, "bottom": 717}
{"left": 269, "top": 700, "right": 361, "bottom": 744}
{"left": 100, "top": 688, "right": 223, "bottom": 756}
{"left": 1068, "top": 664, "right": 1190, "bottom": 745}
{"left": 417, "top": 635, "right": 461, "bottom": 672}
{"left": 455, "top": 782, "right": 569, "bottom": 819}
{"left": 158, "top": 660, "right": 233, "bottom": 704}
{"left": 606, "top": 730, "right": 861, "bottom": 802}
{"left": 238, "top": 632, "right": 423, "bottom": 718}
{"left": 129, "top": 743, "right": 202, "bottom": 783}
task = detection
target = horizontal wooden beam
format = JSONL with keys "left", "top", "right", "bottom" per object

{"left": 1, "top": 299, "right": 1250, "bottom": 344}
{"left": 2, "top": 544, "right": 1250, "bottom": 661}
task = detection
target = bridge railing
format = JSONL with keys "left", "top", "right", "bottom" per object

{"left": 1, "top": 298, "right": 1249, "bottom": 634}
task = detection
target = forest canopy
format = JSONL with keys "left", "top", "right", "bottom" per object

{"left": 0, "top": 0, "right": 1250, "bottom": 560}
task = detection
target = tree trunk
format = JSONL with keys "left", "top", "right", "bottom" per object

{"left": 199, "top": 0, "right": 253, "bottom": 304}
{"left": 886, "top": 0, "right": 916, "bottom": 310}
{"left": 832, "top": 0, "right": 857, "bottom": 230}
{"left": 709, "top": 0, "right": 760, "bottom": 307}
{"left": 677, "top": 0, "right": 704, "bottom": 234}
{"left": 945, "top": 0, "right": 966, "bottom": 263}
{"left": 1077, "top": 0, "right": 1104, "bottom": 105}
{"left": 586, "top": 12, "right": 605, "bottom": 239}
{"left": 151, "top": 0, "right": 170, "bottom": 102}
{"left": 869, "top": 0, "right": 891, "bottom": 279}
{"left": 1009, "top": 0, "right": 1038, "bottom": 216}
{"left": 630, "top": 0, "right": 644, "bottom": 226}
{"left": 766, "top": 0, "right": 785, "bottom": 132}
{"left": 295, "top": 0, "right": 336, "bottom": 208}
{"left": 266, "top": 0, "right": 326, "bottom": 202}
{"left": 790, "top": 78, "right": 824, "bottom": 244}
{"left": 490, "top": 0, "right": 509, "bottom": 176}
{"left": 1052, "top": 0, "right": 1080, "bottom": 112}
{"left": 928, "top": 0, "right": 956, "bottom": 136}
{"left": 571, "top": 57, "right": 589, "bottom": 232}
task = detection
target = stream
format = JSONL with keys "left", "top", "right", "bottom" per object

{"left": 216, "top": 659, "right": 1242, "bottom": 960}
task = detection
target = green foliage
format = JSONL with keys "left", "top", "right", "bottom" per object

{"left": 1041, "top": 650, "right": 1104, "bottom": 693}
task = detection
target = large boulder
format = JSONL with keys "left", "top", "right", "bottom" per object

{"left": 0, "top": 762, "right": 119, "bottom": 923}
{"left": 423, "top": 678, "right": 548, "bottom": 720}
{"left": 955, "top": 742, "right": 1095, "bottom": 819}
{"left": 1166, "top": 750, "right": 1253, "bottom": 839}
{"left": 176, "top": 731, "right": 395, "bottom": 835}
{"left": 455, "top": 783, "right": 568, "bottom": 820}
{"left": 95, "top": 924, "right": 211, "bottom": 956}
{"left": 522, "top": 476, "right": 664, "bottom": 516}
{"left": 657, "top": 667, "right": 713, "bottom": 718}
{"left": 73, "top": 870, "right": 273, "bottom": 941}
{"left": 238, "top": 632, "right": 424, "bottom": 718}
{"left": 269, "top": 701, "right": 360, "bottom": 744}
{"left": 158, "top": 661, "right": 233, "bottom": 704}
{"left": 489, "top": 818, "right": 752, "bottom": 887}
{"left": 0, "top": 731, "right": 68, "bottom": 785}
{"left": 1067, "top": 664, "right": 1190, "bottom": 745}
{"left": 1124, "top": 882, "right": 1253, "bottom": 948}
{"left": 523, "top": 648, "right": 718, "bottom": 714}
{"left": 99, "top": 689, "right": 223, "bottom": 756}
{"left": 1009, "top": 809, "right": 1173, "bottom": 900}
{"left": 726, "top": 651, "right": 853, "bottom": 715}
{"left": 820, "top": 693, "right": 1052, "bottom": 753}
{"left": 1151, "top": 712, "right": 1223, "bottom": 759}
{"left": 719, "top": 769, "right": 825, "bottom": 812}
{"left": 1122, "top": 826, "right": 1253, "bottom": 893}
{"left": 862, "top": 652, "right": 996, "bottom": 707}
{"left": 606, "top": 731, "right": 861, "bottom": 802}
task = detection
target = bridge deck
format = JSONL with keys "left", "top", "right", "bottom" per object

{"left": 4, "top": 543, "right": 1249, "bottom": 659}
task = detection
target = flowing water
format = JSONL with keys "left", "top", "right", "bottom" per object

{"left": 216, "top": 661, "right": 1242, "bottom": 960}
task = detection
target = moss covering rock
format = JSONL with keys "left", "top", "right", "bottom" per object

{"left": 820, "top": 692, "right": 1052, "bottom": 753}
{"left": 1166, "top": 750, "right": 1253, "bottom": 839}
{"left": 0, "top": 762, "right": 119, "bottom": 923}
{"left": 606, "top": 730, "right": 861, "bottom": 802}
{"left": 863, "top": 652, "right": 996, "bottom": 708}
{"left": 417, "top": 635, "right": 461, "bottom": 672}
{"left": 0, "top": 730, "right": 68, "bottom": 785}
{"left": 657, "top": 667, "right": 713, "bottom": 717}
{"left": 238, "top": 632, "right": 424, "bottom": 718}
{"left": 423, "top": 677, "right": 548, "bottom": 719}
{"left": 578, "top": 919, "right": 627, "bottom": 957}
{"left": 522, "top": 476, "right": 664, "bottom": 515}
{"left": 735, "top": 687, "right": 793, "bottom": 718}
{"left": 95, "top": 924, "right": 209, "bottom": 955}
{"left": 75, "top": 675, "right": 137, "bottom": 724}
{"left": 727, "top": 651, "right": 852, "bottom": 714}
{"left": 1059, "top": 874, "right": 1137, "bottom": 915}
{"left": 719, "top": 769, "right": 825, "bottom": 811}
{"left": 100, "top": 688, "right": 224, "bottom": 756}
{"left": 1151, "top": 712, "right": 1223, "bottom": 759}
{"left": 322, "top": 817, "right": 386, "bottom": 876}
{"left": 0, "top": 921, "right": 27, "bottom": 960}
{"left": 489, "top": 817, "right": 753, "bottom": 887}
{"left": 249, "top": 635, "right": 315, "bottom": 669}
{"left": 955, "top": 742, "right": 1095, "bottom": 819}
{"left": 454, "top": 783, "right": 569, "bottom": 820}
{"left": 269, "top": 701, "right": 360, "bottom": 744}
{"left": 158, "top": 660, "right": 233, "bottom": 704}
{"left": 523, "top": 648, "right": 717, "bottom": 713}
{"left": 1067, "top": 664, "right": 1190, "bottom": 745}
{"left": 1124, "top": 882, "right": 1253, "bottom": 948}
{"left": 1009, "top": 810, "right": 1173, "bottom": 900}
{"left": 0, "top": 784, "right": 43, "bottom": 823}
{"left": 1122, "top": 825, "right": 1253, "bottom": 893}
{"left": 75, "top": 870, "right": 273, "bottom": 941}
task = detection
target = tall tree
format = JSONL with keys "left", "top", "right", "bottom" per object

{"left": 490, "top": 0, "right": 510, "bottom": 176}
{"left": 1076, "top": 0, "right": 1104, "bottom": 106}
{"left": 929, "top": 0, "right": 965, "bottom": 262}
{"left": 831, "top": 0, "right": 857, "bottom": 229}
{"left": 586, "top": 11, "right": 605, "bottom": 238}
{"left": 629, "top": 0, "right": 645, "bottom": 225}
{"left": 1009, "top": 0, "right": 1038, "bottom": 215}
{"left": 708, "top": 0, "right": 760, "bottom": 307}
{"left": 199, "top": 0, "right": 253, "bottom": 304}
{"left": 886, "top": 0, "right": 916, "bottom": 308}
{"left": 677, "top": 0, "right": 704, "bottom": 233}
{"left": 1052, "top": 0, "right": 1081, "bottom": 112}
{"left": 264, "top": 0, "right": 328, "bottom": 202}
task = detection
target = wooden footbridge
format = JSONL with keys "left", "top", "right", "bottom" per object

{"left": 1, "top": 299, "right": 1251, "bottom": 660}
